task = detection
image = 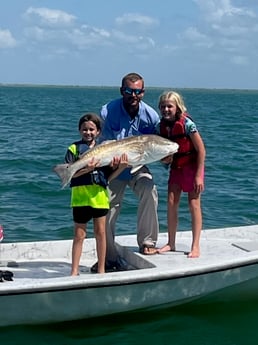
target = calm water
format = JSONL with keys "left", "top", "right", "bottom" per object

{"left": 0, "top": 85, "right": 258, "bottom": 344}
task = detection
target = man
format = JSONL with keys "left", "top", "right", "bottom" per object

{"left": 92, "top": 72, "right": 160, "bottom": 272}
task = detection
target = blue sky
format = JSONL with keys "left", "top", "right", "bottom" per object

{"left": 1, "top": 0, "right": 258, "bottom": 89}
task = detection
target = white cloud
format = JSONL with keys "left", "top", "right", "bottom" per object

{"left": 67, "top": 26, "right": 111, "bottom": 49}
{"left": 231, "top": 55, "right": 249, "bottom": 65}
{"left": 182, "top": 0, "right": 258, "bottom": 67}
{"left": 22, "top": 6, "right": 111, "bottom": 51}
{"left": 81, "top": 25, "right": 110, "bottom": 38}
{"left": 0, "top": 29, "right": 16, "bottom": 48}
{"left": 115, "top": 13, "right": 159, "bottom": 28}
{"left": 22, "top": 7, "right": 157, "bottom": 55}
{"left": 194, "top": 0, "right": 256, "bottom": 22}
{"left": 24, "top": 7, "right": 76, "bottom": 27}
{"left": 24, "top": 26, "right": 51, "bottom": 42}
{"left": 193, "top": 0, "right": 257, "bottom": 40}
{"left": 180, "top": 27, "right": 213, "bottom": 48}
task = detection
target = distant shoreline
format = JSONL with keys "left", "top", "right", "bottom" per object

{"left": 0, "top": 83, "right": 257, "bottom": 92}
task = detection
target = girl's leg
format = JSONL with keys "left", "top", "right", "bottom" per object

{"left": 158, "top": 184, "right": 181, "bottom": 253}
{"left": 93, "top": 216, "right": 106, "bottom": 273}
{"left": 71, "top": 223, "right": 86, "bottom": 276}
{"left": 187, "top": 191, "right": 202, "bottom": 258}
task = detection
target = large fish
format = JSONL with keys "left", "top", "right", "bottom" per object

{"left": 53, "top": 134, "right": 178, "bottom": 188}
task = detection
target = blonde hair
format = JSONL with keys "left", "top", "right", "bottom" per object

{"left": 158, "top": 91, "right": 187, "bottom": 114}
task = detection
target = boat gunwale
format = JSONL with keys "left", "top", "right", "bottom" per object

{"left": 1, "top": 256, "right": 258, "bottom": 296}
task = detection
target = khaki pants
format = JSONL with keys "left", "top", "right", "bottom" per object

{"left": 106, "top": 166, "right": 159, "bottom": 262}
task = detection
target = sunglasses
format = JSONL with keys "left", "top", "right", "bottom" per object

{"left": 122, "top": 87, "right": 145, "bottom": 95}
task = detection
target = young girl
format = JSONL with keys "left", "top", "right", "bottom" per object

{"left": 65, "top": 113, "right": 128, "bottom": 275}
{"left": 157, "top": 91, "right": 206, "bottom": 258}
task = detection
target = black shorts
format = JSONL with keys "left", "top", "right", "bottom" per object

{"left": 72, "top": 206, "right": 109, "bottom": 224}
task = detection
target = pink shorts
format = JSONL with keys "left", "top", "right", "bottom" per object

{"left": 168, "top": 165, "right": 204, "bottom": 192}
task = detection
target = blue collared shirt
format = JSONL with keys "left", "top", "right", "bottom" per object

{"left": 100, "top": 98, "right": 160, "bottom": 179}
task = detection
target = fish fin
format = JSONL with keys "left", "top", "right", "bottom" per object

{"left": 130, "top": 165, "right": 143, "bottom": 174}
{"left": 53, "top": 163, "right": 72, "bottom": 189}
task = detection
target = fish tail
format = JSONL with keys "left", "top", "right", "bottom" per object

{"left": 53, "top": 163, "right": 72, "bottom": 189}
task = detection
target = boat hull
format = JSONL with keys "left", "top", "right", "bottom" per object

{"left": 1, "top": 225, "right": 258, "bottom": 326}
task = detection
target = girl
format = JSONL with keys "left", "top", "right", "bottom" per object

{"left": 157, "top": 91, "right": 206, "bottom": 258}
{"left": 65, "top": 113, "right": 127, "bottom": 275}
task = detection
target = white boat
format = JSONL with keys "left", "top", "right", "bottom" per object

{"left": 0, "top": 224, "right": 258, "bottom": 327}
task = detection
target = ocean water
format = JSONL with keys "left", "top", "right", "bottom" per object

{"left": 0, "top": 85, "right": 258, "bottom": 344}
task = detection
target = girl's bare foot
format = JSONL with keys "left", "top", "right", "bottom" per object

{"left": 71, "top": 271, "right": 79, "bottom": 276}
{"left": 187, "top": 248, "right": 200, "bottom": 258}
{"left": 157, "top": 244, "right": 175, "bottom": 253}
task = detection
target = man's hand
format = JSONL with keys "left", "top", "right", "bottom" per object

{"left": 110, "top": 154, "right": 129, "bottom": 170}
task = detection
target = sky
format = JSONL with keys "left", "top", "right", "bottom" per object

{"left": 1, "top": 0, "right": 258, "bottom": 89}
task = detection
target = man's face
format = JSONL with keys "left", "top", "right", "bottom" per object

{"left": 120, "top": 79, "right": 145, "bottom": 108}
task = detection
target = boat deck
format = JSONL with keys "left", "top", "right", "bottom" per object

{"left": 1, "top": 225, "right": 258, "bottom": 287}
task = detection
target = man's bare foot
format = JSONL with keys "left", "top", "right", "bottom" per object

{"left": 140, "top": 246, "right": 157, "bottom": 255}
{"left": 157, "top": 244, "right": 175, "bottom": 253}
